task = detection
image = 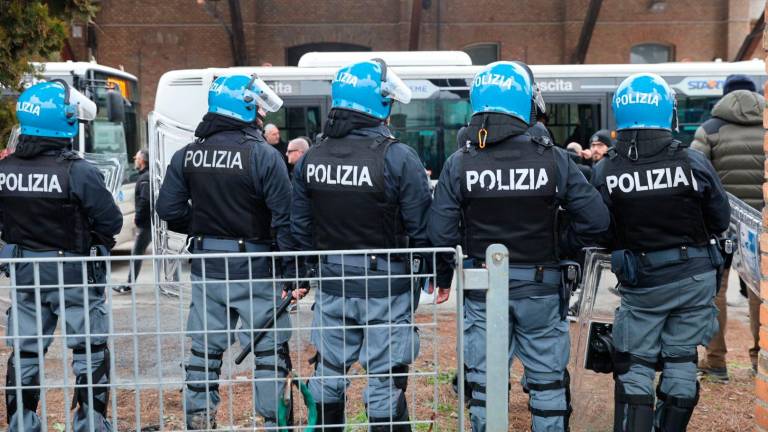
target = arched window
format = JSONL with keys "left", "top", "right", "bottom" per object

{"left": 284, "top": 43, "right": 371, "bottom": 66}
{"left": 630, "top": 43, "right": 674, "bottom": 64}
{"left": 463, "top": 43, "right": 500, "bottom": 65}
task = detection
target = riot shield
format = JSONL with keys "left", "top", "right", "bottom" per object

{"left": 148, "top": 111, "right": 195, "bottom": 296}
{"left": 569, "top": 247, "right": 620, "bottom": 430}
{"left": 727, "top": 192, "right": 760, "bottom": 297}
{"left": 82, "top": 152, "right": 125, "bottom": 197}
{"left": 5, "top": 125, "right": 19, "bottom": 155}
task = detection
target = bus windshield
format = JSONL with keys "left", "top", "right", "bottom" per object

{"left": 86, "top": 72, "right": 142, "bottom": 181}
{"left": 390, "top": 84, "right": 471, "bottom": 178}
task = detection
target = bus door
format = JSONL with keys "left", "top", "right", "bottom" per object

{"left": 266, "top": 96, "right": 329, "bottom": 143}
{"left": 543, "top": 94, "right": 609, "bottom": 147}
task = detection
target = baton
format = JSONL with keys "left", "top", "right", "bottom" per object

{"left": 235, "top": 289, "right": 294, "bottom": 365}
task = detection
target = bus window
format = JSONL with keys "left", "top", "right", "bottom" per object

{"left": 675, "top": 95, "right": 718, "bottom": 145}
{"left": 390, "top": 92, "right": 471, "bottom": 178}
{"left": 547, "top": 102, "right": 601, "bottom": 147}
{"left": 266, "top": 104, "right": 323, "bottom": 142}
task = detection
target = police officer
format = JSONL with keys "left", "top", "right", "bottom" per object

{"left": 3, "top": 81, "right": 122, "bottom": 431}
{"left": 156, "top": 74, "right": 301, "bottom": 430}
{"left": 428, "top": 61, "right": 610, "bottom": 432}
{"left": 291, "top": 59, "right": 431, "bottom": 431}
{"left": 590, "top": 73, "right": 730, "bottom": 431}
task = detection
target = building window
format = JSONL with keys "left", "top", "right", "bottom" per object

{"left": 463, "top": 43, "right": 500, "bottom": 65}
{"left": 630, "top": 43, "right": 674, "bottom": 64}
{"left": 284, "top": 43, "right": 371, "bottom": 66}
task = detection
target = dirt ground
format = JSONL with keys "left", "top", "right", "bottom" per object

{"left": 0, "top": 310, "right": 757, "bottom": 431}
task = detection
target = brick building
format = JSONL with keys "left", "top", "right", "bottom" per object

{"left": 68, "top": 0, "right": 764, "bottom": 118}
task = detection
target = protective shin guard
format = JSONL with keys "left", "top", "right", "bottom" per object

{"left": 613, "top": 402, "right": 654, "bottom": 432}
{"left": 524, "top": 370, "right": 572, "bottom": 431}
{"left": 614, "top": 381, "right": 654, "bottom": 432}
{"left": 654, "top": 383, "right": 699, "bottom": 432}
{"left": 317, "top": 402, "right": 345, "bottom": 432}
{"left": 72, "top": 345, "right": 110, "bottom": 417}
{"left": 5, "top": 355, "right": 41, "bottom": 424}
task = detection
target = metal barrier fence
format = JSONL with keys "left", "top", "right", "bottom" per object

{"left": 0, "top": 245, "right": 525, "bottom": 431}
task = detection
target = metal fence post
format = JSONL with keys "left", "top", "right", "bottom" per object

{"left": 485, "top": 244, "right": 509, "bottom": 430}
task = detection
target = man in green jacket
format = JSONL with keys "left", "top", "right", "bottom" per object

{"left": 692, "top": 74, "right": 764, "bottom": 382}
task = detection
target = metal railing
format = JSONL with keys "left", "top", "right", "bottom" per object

{"left": 0, "top": 245, "right": 523, "bottom": 431}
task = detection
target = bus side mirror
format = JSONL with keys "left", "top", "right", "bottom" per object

{"left": 106, "top": 89, "right": 126, "bottom": 123}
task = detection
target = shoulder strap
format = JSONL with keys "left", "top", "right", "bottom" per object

{"left": 607, "top": 147, "right": 618, "bottom": 160}
{"left": 531, "top": 134, "right": 553, "bottom": 155}
{"left": 370, "top": 135, "right": 397, "bottom": 150}
{"left": 667, "top": 139, "right": 684, "bottom": 156}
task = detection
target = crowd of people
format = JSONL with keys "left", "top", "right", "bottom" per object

{"left": 0, "top": 58, "right": 761, "bottom": 432}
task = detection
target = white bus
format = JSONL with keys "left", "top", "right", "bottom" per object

{"left": 151, "top": 51, "right": 766, "bottom": 180}
{"left": 2, "top": 61, "right": 144, "bottom": 249}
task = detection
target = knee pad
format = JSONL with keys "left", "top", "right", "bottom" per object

{"left": 391, "top": 365, "right": 409, "bottom": 392}
{"left": 655, "top": 380, "right": 699, "bottom": 431}
{"left": 659, "top": 353, "right": 698, "bottom": 371}
{"left": 253, "top": 342, "right": 291, "bottom": 377}
{"left": 526, "top": 370, "right": 572, "bottom": 430}
{"left": 71, "top": 344, "right": 110, "bottom": 416}
{"left": 452, "top": 364, "right": 473, "bottom": 403}
{"left": 5, "top": 352, "right": 41, "bottom": 423}
{"left": 185, "top": 349, "right": 223, "bottom": 393}
{"left": 613, "top": 351, "right": 659, "bottom": 377}
{"left": 308, "top": 351, "right": 345, "bottom": 376}
{"left": 614, "top": 380, "right": 654, "bottom": 432}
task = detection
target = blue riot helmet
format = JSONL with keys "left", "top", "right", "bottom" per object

{"left": 470, "top": 61, "right": 536, "bottom": 125}
{"left": 208, "top": 74, "right": 283, "bottom": 123}
{"left": 331, "top": 58, "right": 412, "bottom": 120}
{"left": 613, "top": 73, "right": 678, "bottom": 131}
{"left": 16, "top": 80, "right": 97, "bottom": 139}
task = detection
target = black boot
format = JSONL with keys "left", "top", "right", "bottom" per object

{"left": 654, "top": 384, "right": 699, "bottom": 432}
{"left": 317, "top": 402, "right": 345, "bottom": 432}
{"left": 614, "top": 401, "right": 653, "bottom": 432}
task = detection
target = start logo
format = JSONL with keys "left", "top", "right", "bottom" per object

{"left": 687, "top": 79, "right": 723, "bottom": 91}
{"left": 672, "top": 76, "right": 728, "bottom": 96}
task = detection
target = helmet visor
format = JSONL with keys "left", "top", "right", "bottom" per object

{"left": 380, "top": 69, "right": 412, "bottom": 104}
{"left": 247, "top": 77, "right": 283, "bottom": 113}
{"left": 69, "top": 87, "right": 97, "bottom": 121}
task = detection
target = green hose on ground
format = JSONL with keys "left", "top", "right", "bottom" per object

{"left": 278, "top": 371, "right": 318, "bottom": 431}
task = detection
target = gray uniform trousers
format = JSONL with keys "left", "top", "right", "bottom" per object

{"left": 613, "top": 270, "right": 718, "bottom": 430}
{"left": 308, "top": 266, "right": 421, "bottom": 421}
{"left": 464, "top": 293, "right": 570, "bottom": 432}
{"left": 184, "top": 274, "right": 291, "bottom": 428}
{"left": 5, "top": 260, "right": 111, "bottom": 432}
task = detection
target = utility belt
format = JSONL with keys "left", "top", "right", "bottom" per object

{"left": 463, "top": 258, "right": 580, "bottom": 320}
{"left": 611, "top": 238, "right": 730, "bottom": 287}
{"left": 463, "top": 258, "right": 563, "bottom": 284}
{"left": 191, "top": 236, "right": 271, "bottom": 253}
{"left": 324, "top": 254, "right": 408, "bottom": 273}
{"left": 0, "top": 243, "right": 109, "bottom": 283}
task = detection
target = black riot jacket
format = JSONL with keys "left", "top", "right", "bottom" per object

{"left": 605, "top": 130, "right": 709, "bottom": 251}
{"left": 0, "top": 136, "right": 122, "bottom": 254}
{"left": 302, "top": 133, "right": 406, "bottom": 250}
{"left": 182, "top": 130, "right": 272, "bottom": 243}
